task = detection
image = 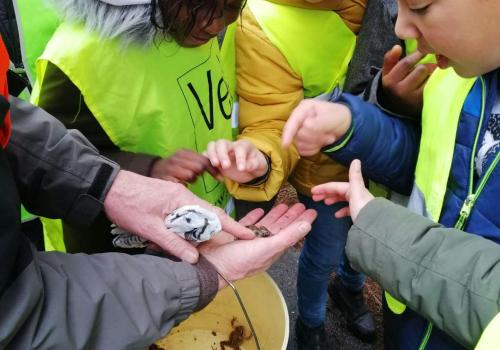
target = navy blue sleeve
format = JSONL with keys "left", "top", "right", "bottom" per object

{"left": 323, "top": 93, "right": 420, "bottom": 194}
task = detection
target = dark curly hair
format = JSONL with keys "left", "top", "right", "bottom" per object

{"left": 151, "top": 0, "right": 223, "bottom": 41}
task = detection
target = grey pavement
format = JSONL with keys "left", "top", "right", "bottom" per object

{"left": 268, "top": 249, "right": 384, "bottom": 350}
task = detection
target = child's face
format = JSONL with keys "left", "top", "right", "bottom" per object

{"left": 176, "top": 0, "right": 243, "bottom": 47}
{"left": 396, "top": 0, "right": 500, "bottom": 77}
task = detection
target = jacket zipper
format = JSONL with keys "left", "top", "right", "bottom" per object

{"left": 419, "top": 75, "right": 499, "bottom": 349}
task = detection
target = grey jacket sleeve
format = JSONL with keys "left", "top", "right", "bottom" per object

{"left": 6, "top": 96, "right": 120, "bottom": 226}
{"left": 3, "top": 250, "right": 209, "bottom": 350}
{"left": 0, "top": 97, "right": 218, "bottom": 349}
{"left": 346, "top": 198, "right": 500, "bottom": 348}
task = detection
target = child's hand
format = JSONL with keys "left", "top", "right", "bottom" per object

{"left": 311, "top": 159, "right": 374, "bottom": 221}
{"left": 205, "top": 139, "right": 269, "bottom": 184}
{"left": 149, "top": 149, "right": 219, "bottom": 184}
{"left": 282, "top": 100, "right": 352, "bottom": 156}
{"left": 381, "top": 45, "right": 437, "bottom": 117}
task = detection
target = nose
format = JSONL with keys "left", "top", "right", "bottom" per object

{"left": 394, "top": 6, "right": 420, "bottom": 40}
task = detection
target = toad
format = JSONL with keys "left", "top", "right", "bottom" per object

{"left": 220, "top": 317, "right": 253, "bottom": 350}
{"left": 246, "top": 225, "right": 272, "bottom": 238}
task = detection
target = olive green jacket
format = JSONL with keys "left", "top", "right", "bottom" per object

{"left": 347, "top": 198, "right": 500, "bottom": 349}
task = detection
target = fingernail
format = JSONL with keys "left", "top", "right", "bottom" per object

{"left": 298, "top": 222, "right": 311, "bottom": 233}
{"left": 184, "top": 251, "right": 198, "bottom": 264}
{"left": 354, "top": 159, "right": 361, "bottom": 169}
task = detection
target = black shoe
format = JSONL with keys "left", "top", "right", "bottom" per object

{"left": 328, "top": 277, "right": 376, "bottom": 342}
{"left": 295, "top": 317, "right": 335, "bottom": 350}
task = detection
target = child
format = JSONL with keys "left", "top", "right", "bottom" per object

{"left": 315, "top": 159, "right": 500, "bottom": 350}
{"left": 206, "top": 0, "right": 379, "bottom": 347}
{"left": 26, "top": 0, "right": 243, "bottom": 253}
{"left": 282, "top": 0, "right": 500, "bottom": 348}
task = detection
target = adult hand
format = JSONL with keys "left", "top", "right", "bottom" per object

{"left": 380, "top": 45, "right": 436, "bottom": 117}
{"left": 311, "top": 159, "right": 374, "bottom": 221}
{"left": 282, "top": 100, "right": 352, "bottom": 156}
{"left": 199, "top": 203, "right": 317, "bottom": 289}
{"left": 150, "top": 148, "right": 220, "bottom": 184}
{"left": 103, "top": 170, "right": 254, "bottom": 263}
{"left": 205, "top": 139, "right": 269, "bottom": 183}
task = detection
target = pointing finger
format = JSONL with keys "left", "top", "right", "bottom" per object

{"left": 348, "top": 159, "right": 366, "bottom": 198}
{"left": 282, "top": 103, "right": 311, "bottom": 148}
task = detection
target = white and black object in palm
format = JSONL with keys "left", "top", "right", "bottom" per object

{"left": 164, "top": 205, "right": 222, "bottom": 242}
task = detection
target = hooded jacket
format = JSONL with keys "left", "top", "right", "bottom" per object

{"left": 324, "top": 68, "right": 500, "bottom": 349}
{"left": 224, "top": 0, "right": 367, "bottom": 200}
{"left": 29, "top": 0, "right": 234, "bottom": 252}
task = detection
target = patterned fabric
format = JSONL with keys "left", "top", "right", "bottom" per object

{"left": 476, "top": 82, "right": 500, "bottom": 176}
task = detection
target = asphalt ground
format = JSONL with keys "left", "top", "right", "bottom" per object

{"left": 268, "top": 249, "right": 384, "bottom": 350}
{"left": 268, "top": 184, "right": 385, "bottom": 350}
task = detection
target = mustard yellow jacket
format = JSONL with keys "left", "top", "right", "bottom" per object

{"left": 224, "top": 0, "right": 367, "bottom": 200}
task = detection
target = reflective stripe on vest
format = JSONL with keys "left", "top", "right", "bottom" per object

{"left": 248, "top": 0, "right": 356, "bottom": 97}
{"left": 219, "top": 23, "right": 239, "bottom": 138}
{"left": 16, "top": 0, "right": 62, "bottom": 247}
{"left": 33, "top": 23, "right": 232, "bottom": 209}
{"left": 13, "top": 0, "right": 60, "bottom": 84}
{"left": 386, "top": 68, "right": 476, "bottom": 315}
{"left": 414, "top": 68, "right": 476, "bottom": 221}
{"left": 220, "top": 23, "right": 237, "bottom": 102}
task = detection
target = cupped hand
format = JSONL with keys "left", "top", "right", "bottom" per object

{"left": 205, "top": 139, "right": 269, "bottom": 183}
{"left": 199, "top": 202, "right": 317, "bottom": 289}
{"left": 311, "top": 159, "right": 374, "bottom": 221}
{"left": 103, "top": 170, "right": 254, "bottom": 264}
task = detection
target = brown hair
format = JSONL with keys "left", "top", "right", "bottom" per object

{"left": 151, "top": 0, "right": 219, "bottom": 40}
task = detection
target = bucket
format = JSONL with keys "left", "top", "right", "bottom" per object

{"left": 155, "top": 272, "right": 289, "bottom": 350}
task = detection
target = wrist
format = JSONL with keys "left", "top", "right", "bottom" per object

{"left": 103, "top": 170, "right": 141, "bottom": 223}
{"left": 148, "top": 158, "right": 180, "bottom": 183}
{"left": 322, "top": 116, "right": 354, "bottom": 153}
{"left": 244, "top": 153, "right": 271, "bottom": 186}
{"left": 149, "top": 158, "right": 163, "bottom": 178}
{"left": 147, "top": 157, "right": 162, "bottom": 177}
{"left": 334, "top": 103, "right": 353, "bottom": 138}
{"left": 255, "top": 151, "right": 271, "bottom": 177}
{"left": 217, "top": 275, "right": 229, "bottom": 290}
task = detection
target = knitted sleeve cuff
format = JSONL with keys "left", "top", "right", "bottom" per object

{"left": 194, "top": 255, "right": 219, "bottom": 311}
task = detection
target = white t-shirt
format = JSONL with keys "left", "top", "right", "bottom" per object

{"left": 475, "top": 80, "right": 500, "bottom": 177}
